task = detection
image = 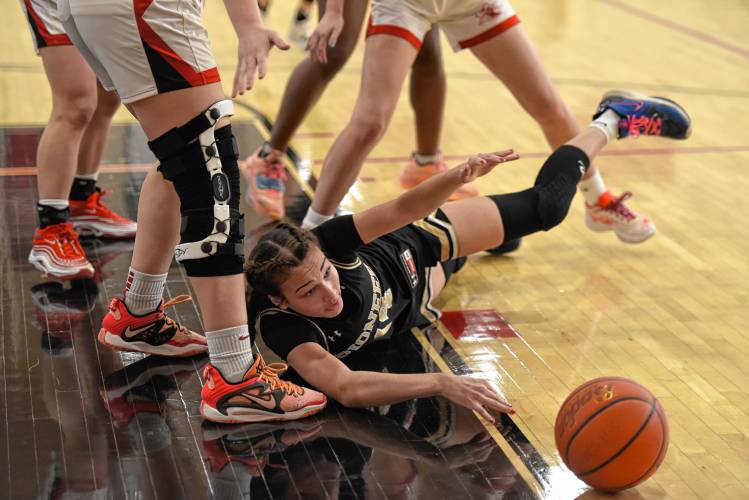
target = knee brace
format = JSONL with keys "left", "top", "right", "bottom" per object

{"left": 491, "top": 145, "right": 590, "bottom": 241}
{"left": 148, "top": 100, "right": 244, "bottom": 277}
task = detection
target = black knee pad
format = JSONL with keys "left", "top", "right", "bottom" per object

{"left": 533, "top": 145, "right": 590, "bottom": 230}
{"left": 149, "top": 122, "right": 244, "bottom": 277}
{"left": 490, "top": 145, "right": 590, "bottom": 241}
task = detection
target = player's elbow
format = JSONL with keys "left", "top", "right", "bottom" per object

{"left": 332, "top": 379, "right": 368, "bottom": 408}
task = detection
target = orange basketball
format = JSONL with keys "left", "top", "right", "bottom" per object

{"left": 554, "top": 376, "right": 669, "bottom": 492}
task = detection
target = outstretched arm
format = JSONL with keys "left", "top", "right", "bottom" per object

{"left": 353, "top": 150, "right": 519, "bottom": 244}
{"left": 287, "top": 342, "right": 514, "bottom": 423}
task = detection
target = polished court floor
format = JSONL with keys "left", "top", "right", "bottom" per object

{"left": 2, "top": 0, "right": 749, "bottom": 498}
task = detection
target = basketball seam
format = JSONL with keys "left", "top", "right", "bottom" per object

{"left": 564, "top": 396, "right": 652, "bottom": 474}
{"left": 615, "top": 405, "right": 668, "bottom": 490}
{"left": 576, "top": 398, "right": 656, "bottom": 478}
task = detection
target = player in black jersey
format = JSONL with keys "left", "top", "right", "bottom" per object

{"left": 245, "top": 91, "right": 692, "bottom": 423}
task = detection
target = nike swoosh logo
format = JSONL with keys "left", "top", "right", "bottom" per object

{"left": 239, "top": 335, "right": 250, "bottom": 341}
{"left": 123, "top": 321, "right": 163, "bottom": 339}
{"left": 241, "top": 392, "right": 278, "bottom": 411}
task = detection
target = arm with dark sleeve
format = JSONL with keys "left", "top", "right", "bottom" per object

{"left": 312, "top": 215, "right": 364, "bottom": 265}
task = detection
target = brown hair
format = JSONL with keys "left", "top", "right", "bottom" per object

{"left": 245, "top": 222, "right": 320, "bottom": 297}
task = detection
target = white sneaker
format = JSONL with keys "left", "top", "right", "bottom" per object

{"left": 585, "top": 191, "right": 656, "bottom": 243}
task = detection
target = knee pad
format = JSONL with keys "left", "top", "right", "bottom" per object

{"left": 533, "top": 145, "right": 590, "bottom": 230}
{"left": 148, "top": 100, "right": 244, "bottom": 277}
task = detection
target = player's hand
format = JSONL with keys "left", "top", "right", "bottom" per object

{"left": 439, "top": 374, "right": 515, "bottom": 424}
{"left": 457, "top": 150, "right": 520, "bottom": 183}
{"left": 233, "top": 27, "right": 290, "bottom": 97}
{"left": 306, "top": 10, "right": 344, "bottom": 63}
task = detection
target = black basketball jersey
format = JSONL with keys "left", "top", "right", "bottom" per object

{"left": 251, "top": 215, "right": 422, "bottom": 360}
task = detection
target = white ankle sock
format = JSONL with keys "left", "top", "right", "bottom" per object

{"left": 75, "top": 172, "right": 99, "bottom": 181}
{"left": 413, "top": 152, "right": 441, "bottom": 166}
{"left": 579, "top": 169, "right": 608, "bottom": 205}
{"left": 302, "top": 207, "right": 333, "bottom": 229}
{"left": 38, "top": 199, "right": 69, "bottom": 210}
{"left": 123, "top": 267, "right": 167, "bottom": 315}
{"left": 207, "top": 325, "right": 254, "bottom": 383}
{"left": 589, "top": 109, "right": 620, "bottom": 142}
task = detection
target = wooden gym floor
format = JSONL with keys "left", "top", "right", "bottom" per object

{"left": 1, "top": 0, "right": 748, "bottom": 498}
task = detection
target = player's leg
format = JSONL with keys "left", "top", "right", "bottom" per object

{"left": 303, "top": 35, "right": 419, "bottom": 227}
{"left": 402, "top": 28, "right": 479, "bottom": 201}
{"left": 69, "top": 82, "right": 137, "bottom": 238}
{"left": 439, "top": 93, "right": 691, "bottom": 258}
{"left": 29, "top": 45, "right": 97, "bottom": 280}
{"left": 468, "top": 23, "right": 655, "bottom": 243}
{"left": 243, "top": 0, "right": 369, "bottom": 220}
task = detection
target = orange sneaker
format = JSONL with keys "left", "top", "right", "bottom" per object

{"left": 28, "top": 222, "right": 95, "bottom": 280}
{"left": 98, "top": 295, "right": 207, "bottom": 357}
{"left": 400, "top": 156, "right": 479, "bottom": 200}
{"left": 585, "top": 191, "right": 656, "bottom": 243}
{"left": 69, "top": 189, "right": 137, "bottom": 238}
{"left": 239, "top": 147, "right": 286, "bottom": 220}
{"left": 200, "top": 355, "right": 327, "bottom": 423}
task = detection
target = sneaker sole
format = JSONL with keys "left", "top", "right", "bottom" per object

{"left": 602, "top": 90, "right": 692, "bottom": 139}
{"left": 28, "top": 252, "right": 95, "bottom": 280}
{"left": 200, "top": 399, "right": 327, "bottom": 424}
{"left": 98, "top": 329, "right": 208, "bottom": 357}
{"left": 71, "top": 219, "right": 137, "bottom": 239}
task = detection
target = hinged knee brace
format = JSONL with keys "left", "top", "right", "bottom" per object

{"left": 148, "top": 100, "right": 245, "bottom": 277}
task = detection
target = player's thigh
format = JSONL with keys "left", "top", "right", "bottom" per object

{"left": 440, "top": 197, "right": 504, "bottom": 257}
{"left": 40, "top": 45, "right": 97, "bottom": 106}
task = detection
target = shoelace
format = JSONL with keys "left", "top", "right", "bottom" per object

{"left": 262, "top": 161, "right": 287, "bottom": 181}
{"left": 605, "top": 192, "right": 636, "bottom": 221}
{"left": 626, "top": 115, "right": 661, "bottom": 137}
{"left": 160, "top": 294, "right": 193, "bottom": 336}
{"left": 44, "top": 223, "right": 85, "bottom": 259}
{"left": 89, "top": 189, "right": 129, "bottom": 221}
{"left": 259, "top": 362, "right": 303, "bottom": 396}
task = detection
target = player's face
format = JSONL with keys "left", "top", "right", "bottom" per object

{"left": 277, "top": 246, "right": 343, "bottom": 318}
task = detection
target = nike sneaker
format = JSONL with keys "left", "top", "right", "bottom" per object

{"left": 28, "top": 222, "right": 94, "bottom": 280}
{"left": 400, "top": 156, "right": 479, "bottom": 200}
{"left": 594, "top": 90, "right": 692, "bottom": 140}
{"left": 99, "top": 295, "right": 207, "bottom": 357}
{"left": 200, "top": 355, "right": 327, "bottom": 423}
{"left": 69, "top": 188, "right": 137, "bottom": 238}
{"left": 585, "top": 191, "right": 656, "bottom": 243}
{"left": 240, "top": 147, "right": 286, "bottom": 220}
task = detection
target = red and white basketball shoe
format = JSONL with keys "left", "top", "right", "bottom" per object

{"left": 201, "top": 355, "right": 327, "bottom": 423}
{"left": 69, "top": 189, "right": 137, "bottom": 238}
{"left": 28, "top": 223, "right": 95, "bottom": 280}
{"left": 98, "top": 295, "right": 207, "bottom": 357}
{"left": 240, "top": 148, "right": 287, "bottom": 220}
{"left": 585, "top": 191, "right": 656, "bottom": 243}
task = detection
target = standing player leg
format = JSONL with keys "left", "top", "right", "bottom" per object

{"left": 467, "top": 24, "right": 655, "bottom": 243}
{"left": 303, "top": 34, "right": 420, "bottom": 227}
{"left": 62, "top": 0, "right": 326, "bottom": 422}
{"left": 28, "top": 45, "right": 98, "bottom": 280}
{"left": 401, "top": 28, "right": 478, "bottom": 201}
{"left": 69, "top": 82, "right": 138, "bottom": 239}
{"left": 243, "top": 0, "right": 369, "bottom": 220}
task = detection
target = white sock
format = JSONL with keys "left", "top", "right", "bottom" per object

{"left": 38, "top": 199, "right": 69, "bottom": 210}
{"left": 413, "top": 151, "right": 441, "bottom": 166}
{"left": 75, "top": 172, "right": 99, "bottom": 181}
{"left": 207, "top": 325, "right": 254, "bottom": 383}
{"left": 302, "top": 207, "right": 333, "bottom": 229}
{"left": 589, "top": 109, "right": 620, "bottom": 142}
{"left": 123, "top": 267, "right": 167, "bottom": 315}
{"left": 579, "top": 169, "right": 608, "bottom": 205}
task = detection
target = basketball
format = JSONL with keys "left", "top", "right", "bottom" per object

{"left": 554, "top": 376, "right": 669, "bottom": 491}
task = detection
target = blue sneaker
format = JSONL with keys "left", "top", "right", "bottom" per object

{"left": 594, "top": 91, "right": 692, "bottom": 140}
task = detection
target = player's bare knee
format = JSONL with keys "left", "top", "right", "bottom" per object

{"left": 54, "top": 97, "right": 97, "bottom": 130}
{"left": 351, "top": 113, "right": 389, "bottom": 144}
